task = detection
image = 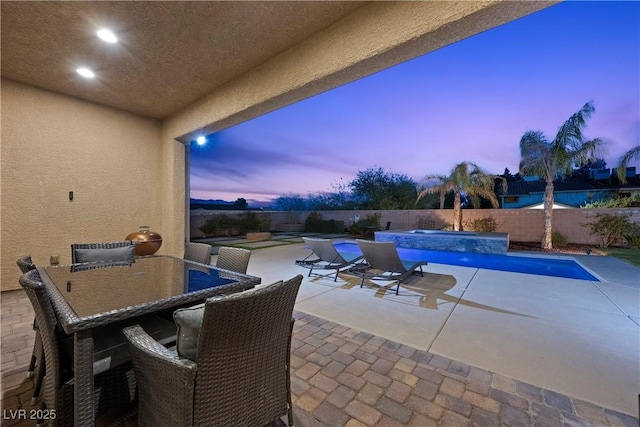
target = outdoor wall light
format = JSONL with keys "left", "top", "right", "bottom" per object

{"left": 97, "top": 29, "right": 118, "bottom": 43}
{"left": 196, "top": 136, "right": 206, "bottom": 146}
{"left": 76, "top": 68, "right": 95, "bottom": 78}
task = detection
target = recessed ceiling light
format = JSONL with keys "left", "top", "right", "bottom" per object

{"left": 97, "top": 29, "right": 118, "bottom": 43}
{"left": 76, "top": 68, "right": 95, "bottom": 78}
{"left": 196, "top": 136, "right": 206, "bottom": 146}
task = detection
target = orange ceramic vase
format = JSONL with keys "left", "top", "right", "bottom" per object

{"left": 126, "top": 226, "right": 162, "bottom": 256}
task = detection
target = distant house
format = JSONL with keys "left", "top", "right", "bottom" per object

{"left": 500, "top": 168, "right": 639, "bottom": 209}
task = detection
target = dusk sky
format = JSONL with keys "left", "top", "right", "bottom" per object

{"left": 190, "top": 1, "right": 640, "bottom": 204}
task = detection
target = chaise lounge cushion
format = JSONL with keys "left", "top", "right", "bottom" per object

{"left": 73, "top": 246, "right": 135, "bottom": 263}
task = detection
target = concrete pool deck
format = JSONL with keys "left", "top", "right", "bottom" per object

{"left": 244, "top": 242, "right": 640, "bottom": 418}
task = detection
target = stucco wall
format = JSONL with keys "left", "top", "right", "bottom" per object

{"left": 1, "top": 79, "right": 169, "bottom": 291}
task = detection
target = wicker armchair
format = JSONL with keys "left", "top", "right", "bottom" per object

{"left": 16, "top": 255, "right": 45, "bottom": 405}
{"left": 215, "top": 246, "right": 251, "bottom": 274}
{"left": 71, "top": 240, "right": 134, "bottom": 264}
{"left": 184, "top": 242, "right": 212, "bottom": 265}
{"left": 123, "top": 274, "right": 303, "bottom": 427}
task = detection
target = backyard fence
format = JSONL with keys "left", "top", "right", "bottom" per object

{"left": 190, "top": 208, "right": 640, "bottom": 246}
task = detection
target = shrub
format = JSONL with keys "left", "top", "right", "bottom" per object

{"left": 199, "top": 214, "right": 239, "bottom": 237}
{"left": 623, "top": 222, "right": 640, "bottom": 248}
{"left": 238, "top": 211, "right": 271, "bottom": 234}
{"left": 581, "top": 213, "right": 632, "bottom": 248}
{"left": 305, "top": 219, "right": 345, "bottom": 233}
{"left": 581, "top": 193, "right": 640, "bottom": 208}
{"left": 305, "top": 212, "right": 319, "bottom": 230}
{"left": 463, "top": 216, "right": 497, "bottom": 232}
{"left": 349, "top": 213, "right": 381, "bottom": 237}
{"left": 552, "top": 231, "right": 568, "bottom": 248}
{"left": 199, "top": 218, "right": 217, "bottom": 237}
{"left": 305, "top": 212, "right": 344, "bottom": 233}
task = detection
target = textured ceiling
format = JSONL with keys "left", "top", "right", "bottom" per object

{"left": 1, "top": 1, "right": 367, "bottom": 119}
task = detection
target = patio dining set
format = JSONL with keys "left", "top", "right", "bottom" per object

{"left": 16, "top": 240, "right": 301, "bottom": 427}
{"left": 16, "top": 235, "right": 429, "bottom": 426}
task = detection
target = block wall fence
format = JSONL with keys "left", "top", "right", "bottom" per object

{"left": 190, "top": 208, "right": 640, "bottom": 245}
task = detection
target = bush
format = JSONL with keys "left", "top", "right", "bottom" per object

{"left": 199, "top": 212, "right": 270, "bottom": 237}
{"left": 199, "top": 214, "right": 239, "bottom": 237}
{"left": 463, "top": 216, "right": 497, "bottom": 232}
{"left": 623, "top": 222, "right": 640, "bottom": 248}
{"left": 349, "top": 213, "right": 381, "bottom": 237}
{"left": 581, "top": 193, "right": 640, "bottom": 208}
{"left": 238, "top": 211, "right": 271, "bottom": 234}
{"left": 581, "top": 213, "right": 633, "bottom": 248}
{"left": 552, "top": 231, "right": 568, "bottom": 248}
{"left": 304, "top": 212, "right": 345, "bottom": 233}
{"left": 306, "top": 211, "right": 323, "bottom": 222}
{"left": 199, "top": 218, "right": 217, "bottom": 237}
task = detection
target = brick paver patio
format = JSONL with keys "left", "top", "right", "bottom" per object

{"left": 2, "top": 289, "right": 638, "bottom": 426}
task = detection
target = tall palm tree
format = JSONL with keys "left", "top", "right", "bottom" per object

{"left": 417, "top": 162, "right": 506, "bottom": 231}
{"left": 519, "top": 101, "right": 604, "bottom": 249}
{"left": 616, "top": 145, "right": 640, "bottom": 183}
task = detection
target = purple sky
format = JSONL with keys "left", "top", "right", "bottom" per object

{"left": 190, "top": 1, "right": 640, "bottom": 204}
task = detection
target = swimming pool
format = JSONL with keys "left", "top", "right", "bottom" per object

{"left": 333, "top": 241, "right": 599, "bottom": 281}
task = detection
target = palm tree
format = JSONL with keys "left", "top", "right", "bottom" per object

{"left": 616, "top": 145, "right": 640, "bottom": 183}
{"left": 417, "top": 162, "right": 506, "bottom": 231}
{"left": 519, "top": 101, "right": 604, "bottom": 249}
{"left": 418, "top": 175, "right": 448, "bottom": 209}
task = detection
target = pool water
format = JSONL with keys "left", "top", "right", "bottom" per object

{"left": 334, "top": 241, "right": 599, "bottom": 281}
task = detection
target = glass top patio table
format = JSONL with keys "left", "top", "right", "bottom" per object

{"left": 37, "top": 255, "right": 261, "bottom": 427}
{"left": 40, "top": 255, "right": 260, "bottom": 333}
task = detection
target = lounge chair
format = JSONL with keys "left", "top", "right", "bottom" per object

{"left": 351, "top": 239, "right": 427, "bottom": 295}
{"left": 296, "top": 237, "right": 363, "bottom": 281}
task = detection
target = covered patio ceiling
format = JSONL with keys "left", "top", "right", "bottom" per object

{"left": 1, "top": 1, "right": 555, "bottom": 124}
{"left": 1, "top": 1, "right": 367, "bottom": 119}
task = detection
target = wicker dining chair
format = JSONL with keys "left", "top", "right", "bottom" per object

{"left": 123, "top": 274, "right": 303, "bottom": 427}
{"left": 18, "top": 269, "right": 138, "bottom": 426}
{"left": 70, "top": 240, "right": 134, "bottom": 264}
{"left": 16, "top": 255, "right": 45, "bottom": 405}
{"left": 184, "top": 242, "right": 212, "bottom": 265}
{"left": 215, "top": 246, "right": 251, "bottom": 274}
